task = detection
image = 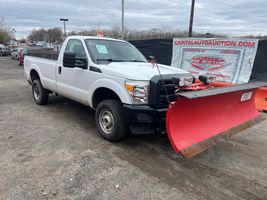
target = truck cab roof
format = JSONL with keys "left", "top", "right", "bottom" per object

{"left": 66, "top": 36, "right": 126, "bottom": 43}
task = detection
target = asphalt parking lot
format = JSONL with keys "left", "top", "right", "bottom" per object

{"left": 0, "top": 56, "right": 267, "bottom": 200}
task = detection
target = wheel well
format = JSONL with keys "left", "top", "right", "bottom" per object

{"left": 92, "top": 88, "right": 121, "bottom": 109}
{"left": 30, "top": 69, "right": 40, "bottom": 82}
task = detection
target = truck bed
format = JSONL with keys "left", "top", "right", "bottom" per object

{"left": 28, "top": 49, "right": 59, "bottom": 60}
{"left": 24, "top": 55, "right": 57, "bottom": 92}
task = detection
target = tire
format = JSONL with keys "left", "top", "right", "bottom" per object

{"left": 95, "top": 100, "right": 128, "bottom": 141}
{"left": 32, "top": 79, "right": 49, "bottom": 105}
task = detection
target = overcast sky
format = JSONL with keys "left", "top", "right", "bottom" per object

{"left": 1, "top": 0, "right": 267, "bottom": 38}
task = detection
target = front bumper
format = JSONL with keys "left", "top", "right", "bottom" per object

{"left": 123, "top": 104, "right": 167, "bottom": 124}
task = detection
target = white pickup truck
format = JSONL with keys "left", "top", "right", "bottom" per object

{"left": 24, "top": 36, "right": 196, "bottom": 141}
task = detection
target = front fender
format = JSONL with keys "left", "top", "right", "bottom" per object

{"left": 88, "top": 78, "right": 132, "bottom": 107}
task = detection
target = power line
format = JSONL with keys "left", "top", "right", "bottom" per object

{"left": 142, "top": 0, "right": 186, "bottom": 9}
{"left": 132, "top": 0, "right": 209, "bottom": 22}
{"left": 127, "top": 0, "right": 245, "bottom": 34}
{"left": 165, "top": 0, "right": 223, "bottom": 14}
{"left": 209, "top": 0, "right": 236, "bottom": 7}
{"left": 145, "top": 0, "right": 224, "bottom": 17}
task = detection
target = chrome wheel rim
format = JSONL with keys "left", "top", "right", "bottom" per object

{"left": 99, "top": 109, "right": 114, "bottom": 134}
{"left": 33, "top": 84, "right": 40, "bottom": 101}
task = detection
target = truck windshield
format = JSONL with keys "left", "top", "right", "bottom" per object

{"left": 85, "top": 39, "right": 147, "bottom": 64}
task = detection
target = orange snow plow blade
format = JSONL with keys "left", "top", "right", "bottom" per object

{"left": 166, "top": 82, "right": 266, "bottom": 158}
{"left": 211, "top": 82, "right": 267, "bottom": 112}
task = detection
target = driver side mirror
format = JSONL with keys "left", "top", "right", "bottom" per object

{"left": 63, "top": 51, "right": 88, "bottom": 69}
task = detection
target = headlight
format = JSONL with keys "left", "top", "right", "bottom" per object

{"left": 172, "top": 76, "right": 194, "bottom": 86}
{"left": 199, "top": 75, "right": 216, "bottom": 84}
{"left": 125, "top": 80, "right": 149, "bottom": 104}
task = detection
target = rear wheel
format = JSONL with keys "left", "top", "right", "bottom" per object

{"left": 32, "top": 79, "right": 49, "bottom": 105}
{"left": 95, "top": 100, "right": 128, "bottom": 141}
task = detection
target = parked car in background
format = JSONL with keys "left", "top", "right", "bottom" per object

{"left": 36, "top": 41, "right": 46, "bottom": 47}
{"left": 8, "top": 40, "right": 18, "bottom": 48}
{"left": 11, "top": 48, "right": 24, "bottom": 59}
{"left": 42, "top": 43, "right": 54, "bottom": 50}
{"left": 18, "top": 48, "right": 28, "bottom": 66}
{"left": 0, "top": 44, "right": 11, "bottom": 56}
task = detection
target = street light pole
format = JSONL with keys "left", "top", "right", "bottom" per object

{"left": 121, "top": 0, "right": 125, "bottom": 39}
{"left": 12, "top": 28, "right": 16, "bottom": 40}
{"left": 188, "top": 0, "right": 195, "bottom": 37}
{"left": 60, "top": 18, "right": 69, "bottom": 38}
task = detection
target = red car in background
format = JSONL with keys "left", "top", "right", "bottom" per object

{"left": 18, "top": 48, "right": 28, "bottom": 66}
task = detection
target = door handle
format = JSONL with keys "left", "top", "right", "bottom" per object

{"left": 58, "top": 66, "right": 62, "bottom": 74}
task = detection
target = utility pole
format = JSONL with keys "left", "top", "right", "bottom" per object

{"left": 121, "top": 0, "right": 125, "bottom": 39}
{"left": 188, "top": 0, "right": 195, "bottom": 37}
{"left": 60, "top": 18, "right": 69, "bottom": 38}
{"left": 12, "top": 28, "right": 16, "bottom": 40}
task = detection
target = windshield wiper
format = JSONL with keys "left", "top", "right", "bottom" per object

{"left": 96, "top": 58, "right": 124, "bottom": 62}
{"left": 125, "top": 60, "right": 147, "bottom": 62}
{"left": 96, "top": 58, "right": 146, "bottom": 63}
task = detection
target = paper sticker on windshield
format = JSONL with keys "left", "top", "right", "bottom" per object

{"left": 96, "top": 45, "right": 109, "bottom": 54}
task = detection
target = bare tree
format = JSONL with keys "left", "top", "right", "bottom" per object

{"left": 0, "top": 16, "right": 13, "bottom": 44}
{"left": 47, "top": 28, "right": 63, "bottom": 43}
{"left": 111, "top": 25, "right": 121, "bottom": 39}
{"left": 28, "top": 27, "right": 63, "bottom": 43}
{"left": 45, "top": 26, "right": 267, "bottom": 41}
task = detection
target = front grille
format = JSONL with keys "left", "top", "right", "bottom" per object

{"left": 149, "top": 75, "right": 178, "bottom": 108}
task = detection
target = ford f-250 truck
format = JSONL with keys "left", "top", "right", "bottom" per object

{"left": 24, "top": 36, "right": 265, "bottom": 158}
{"left": 24, "top": 36, "right": 193, "bottom": 140}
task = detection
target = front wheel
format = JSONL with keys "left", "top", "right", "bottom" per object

{"left": 95, "top": 100, "right": 128, "bottom": 141}
{"left": 32, "top": 79, "right": 49, "bottom": 105}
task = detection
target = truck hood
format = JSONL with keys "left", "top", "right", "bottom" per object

{"left": 98, "top": 62, "right": 190, "bottom": 80}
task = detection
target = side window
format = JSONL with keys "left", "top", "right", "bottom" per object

{"left": 65, "top": 39, "right": 86, "bottom": 58}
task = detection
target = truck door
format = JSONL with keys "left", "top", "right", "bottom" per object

{"left": 56, "top": 39, "right": 89, "bottom": 104}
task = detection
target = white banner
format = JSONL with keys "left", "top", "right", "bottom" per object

{"left": 171, "top": 38, "right": 259, "bottom": 83}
